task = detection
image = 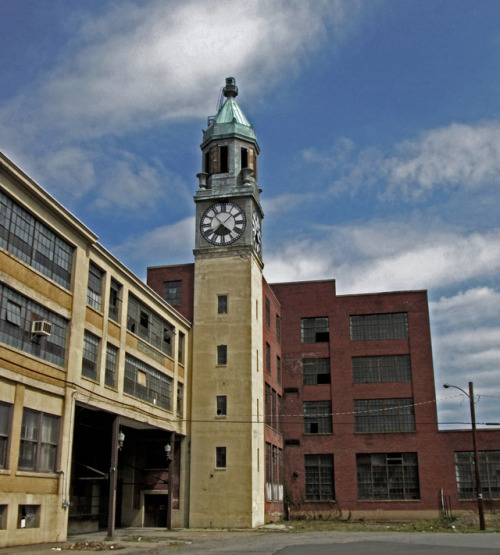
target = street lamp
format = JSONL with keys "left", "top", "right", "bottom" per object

{"left": 443, "top": 381, "right": 485, "bottom": 530}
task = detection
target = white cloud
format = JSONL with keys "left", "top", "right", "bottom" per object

{"left": 112, "top": 217, "right": 194, "bottom": 272}
{"left": 265, "top": 219, "right": 500, "bottom": 294}
{"left": 385, "top": 121, "right": 500, "bottom": 199}
{"left": 24, "top": 0, "right": 366, "bottom": 139}
{"left": 302, "top": 121, "right": 500, "bottom": 201}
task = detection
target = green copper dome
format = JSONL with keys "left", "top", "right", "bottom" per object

{"left": 201, "top": 77, "right": 259, "bottom": 151}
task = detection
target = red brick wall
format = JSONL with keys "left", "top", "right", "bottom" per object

{"left": 147, "top": 264, "right": 195, "bottom": 322}
{"left": 268, "top": 281, "right": 500, "bottom": 517}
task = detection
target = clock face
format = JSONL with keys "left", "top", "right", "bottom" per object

{"left": 200, "top": 202, "right": 246, "bottom": 246}
{"left": 252, "top": 210, "right": 262, "bottom": 253}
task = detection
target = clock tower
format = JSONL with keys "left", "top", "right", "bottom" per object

{"left": 189, "top": 78, "right": 265, "bottom": 527}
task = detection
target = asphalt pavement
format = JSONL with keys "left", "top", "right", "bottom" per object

{"left": 0, "top": 526, "right": 498, "bottom": 555}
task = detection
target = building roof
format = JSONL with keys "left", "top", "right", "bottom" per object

{"left": 201, "top": 78, "right": 259, "bottom": 150}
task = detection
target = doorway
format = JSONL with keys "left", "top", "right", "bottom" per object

{"left": 144, "top": 494, "right": 168, "bottom": 527}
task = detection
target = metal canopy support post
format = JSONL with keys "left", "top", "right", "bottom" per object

{"left": 167, "top": 432, "right": 175, "bottom": 530}
{"left": 107, "top": 416, "right": 120, "bottom": 539}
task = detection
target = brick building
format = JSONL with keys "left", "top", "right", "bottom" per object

{"left": 1, "top": 77, "right": 499, "bottom": 549}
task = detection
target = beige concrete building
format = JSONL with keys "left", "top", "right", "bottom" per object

{"left": 0, "top": 152, "right": 190, "bottom": 548}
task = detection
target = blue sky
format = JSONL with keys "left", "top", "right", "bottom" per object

{"left": 1, "top": 0, "right": 499, "bottom": 429}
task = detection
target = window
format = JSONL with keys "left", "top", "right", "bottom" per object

{"left": 0, "top": 190, "right": 74, "bottom": 289}
{"left": 265, "top": 384, "right": 272, "bottom": 427}
{"left": 215, "top": 294, "right": 228, "bottom": 315}
{"left": 354, "top": 398, "right": 415, "bottom": 433}
{"left": 455, "top": 451, "right": 500, "bottom": 500}
{"left": 266, "top": 342, "right": 271, "bottom": 374}
{"left": 303, "top": 401, "right": 332, "bottom": 434}
{"left": 301, "top": 317, "right": 329, "bottom": 343}
{"left": 353, "top": 355, "right": 411, "bottom": 383}
{"left": 216, "top": 446, "right": 226, "bottom": 468}
{"left": 277, "top": 356, "right": 281, "bottom": 385}
{"left": 18, "top": 409, "right": 59, "bottom": 472}
{"left": 303, "top": 358, "right": 331, "bottom": 385}
{"left": 87, "top": 263, "right": 104, "bottom": 311}
{"left": 0, "top": 505, "right": 6, "bottom": 529}
{"left": 217, "top": 344, "right": 227, "bottom": 365}
{"left": 276, "top": 315, "right": 281, "bottom": 343}
{"left": 0, "top": 283, "right": 68, "bottom": 367}
{"left": 127, "top": 294, "right": 175, "bottom": 357}
{"left": 82, "top": 331, "right": 100, "bottom": 381}
{"left": 163, "top": 281, "right": 182, "bottom": 306}
{"left": 6, "top": 301, "right": 21, "bottom": 326}
{"left": 177, "top": 383, "right": 183, "bottom": 416}
{"left": 0, "top": 403, "right": 12, "bottom": 468}
{"left": 17, "top": 505, "right": 40, "bottom": 529}
{"left": 266, "top": 443, "right": 284, "bottom": 501}
{"left": 350, "top": 313, "right": 408, "bottom": 341}
{"left": 208, "top": 145, "right": 229, "bottom": 174}
{"left": 108, "top": 279, "right": 121, "bottom": 322}
{"left": 178, "top": 332, "right": 185, "bottom": 364}
{"left": 357, "top": 453, "right": 420, "bottom": 500}
{"left": 305, "top": 454, "right": 334, "bottom": 501}
{"left": 265, "top": 297, "right": 270, "bottom": 327}
{"left": 105, "top": 343, "right": 118, "bottom": 388}
{"left": 216, "top": 395, "right": 227, "bottom": 416}
{"left": 277, "top": 394, "right": 283, "bottom": 434}
{"left": 124, "top": 354, "right": 172, "bottom": 409}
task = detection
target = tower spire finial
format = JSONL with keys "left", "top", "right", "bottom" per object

{"left": 223, "top": 77, "right": 238, "bottom": 99}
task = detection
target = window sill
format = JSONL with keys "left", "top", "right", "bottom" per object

{"left": 358, "top": 498, "right": 421, "bottom": 503}
{"left": 0, "top": 469, "right": 11, "bottom": 475}
{"left": 16, "top": 470, "right": 59, "bottom": 478}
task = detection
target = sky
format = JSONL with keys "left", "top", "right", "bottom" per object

{"left": 1, "top": 0, "right": 499, "bottom": 430}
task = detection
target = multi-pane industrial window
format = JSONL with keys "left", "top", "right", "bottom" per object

{"left": 0, "top": 189, "right": 74, "bottom": 289}
{"left": 0, "top": 283, "right": 68, "bottom": 367}
{"left": 82, "top": 331, "right": 100, "bottom": 381}
{"left": 303, "top": 401, "right": 332, "bottom": 434}
{"left": 177, "top": 383, "right": 183, "bottom": 416}
{"left": 266, "top": 342, "right": 271, "bottom": 374}
{"left": 455, "top": 451, "right": 500, "bottom": 499}
{"left": 353, "top": 355, "right": 411, "bottom": 383}
{"left": 217, "top": 295, "right": 228, "bottom": 314}
{"left": 127, "top": 294, "right": 175, "bottom": 357}
{"left": 105, "top": 343, "right": 118, "bottom": 388}
{"left": 124, "top": 354, "right": 172, "bottom": 410}
{"left": 178, "top": 332, "right": 185, "bottom": 364}
{"left": 216, "top": 446, "right": 226, "bottom": 468}
{"left": 276, "top": 315, "right": 281, "bottom": 343}
{"left": 303, "top": 358, "right": 331, "bottom": 385}
{"left": 18, "top": 409, "right": 60, "bottom": 472}
{"left": 217, "top": 344, "right": 227, "bottom": 365}
{"left": 216, "top": 395, "right": 227, "bottom": 416}
{"left": 305, "top": 454, "right": 335, "bottom": 501}
{"left": 265, "top": 297, "right": 270, "bottom": 327}
{"left": 266, "top": 443, "right": 284, "bottom": 501}
{"left": 301, "top": 317, "right": 329, "bottom": 343}
{"left": 357, "top": 453, "right": 420, "bottom": 500}
{"left": 350, "top": 313, "right": 408, "bottom": 341}
{"left": 277, "top": 356, "right": 281, "bottom": 385}
{"left": 108, "top": 279, "right": 121, "bottom": 322}
{"left": 0, "top": 403, "right": 11, "bottom": 468}
{"left": 265, "top": 385, "right": 281, "bottom": 432}
{"left": 354, "top": 398, "right": 415, "bottom": 433}
{"left": 87, "top": 262, "right": 104, "bottom": 310}
{"left": 163, "top": 281, "right": 182, "bottom": 306}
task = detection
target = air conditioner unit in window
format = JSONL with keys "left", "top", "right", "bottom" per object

{"left": 32, "top": 320, "right": 52, "bottom": 337}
